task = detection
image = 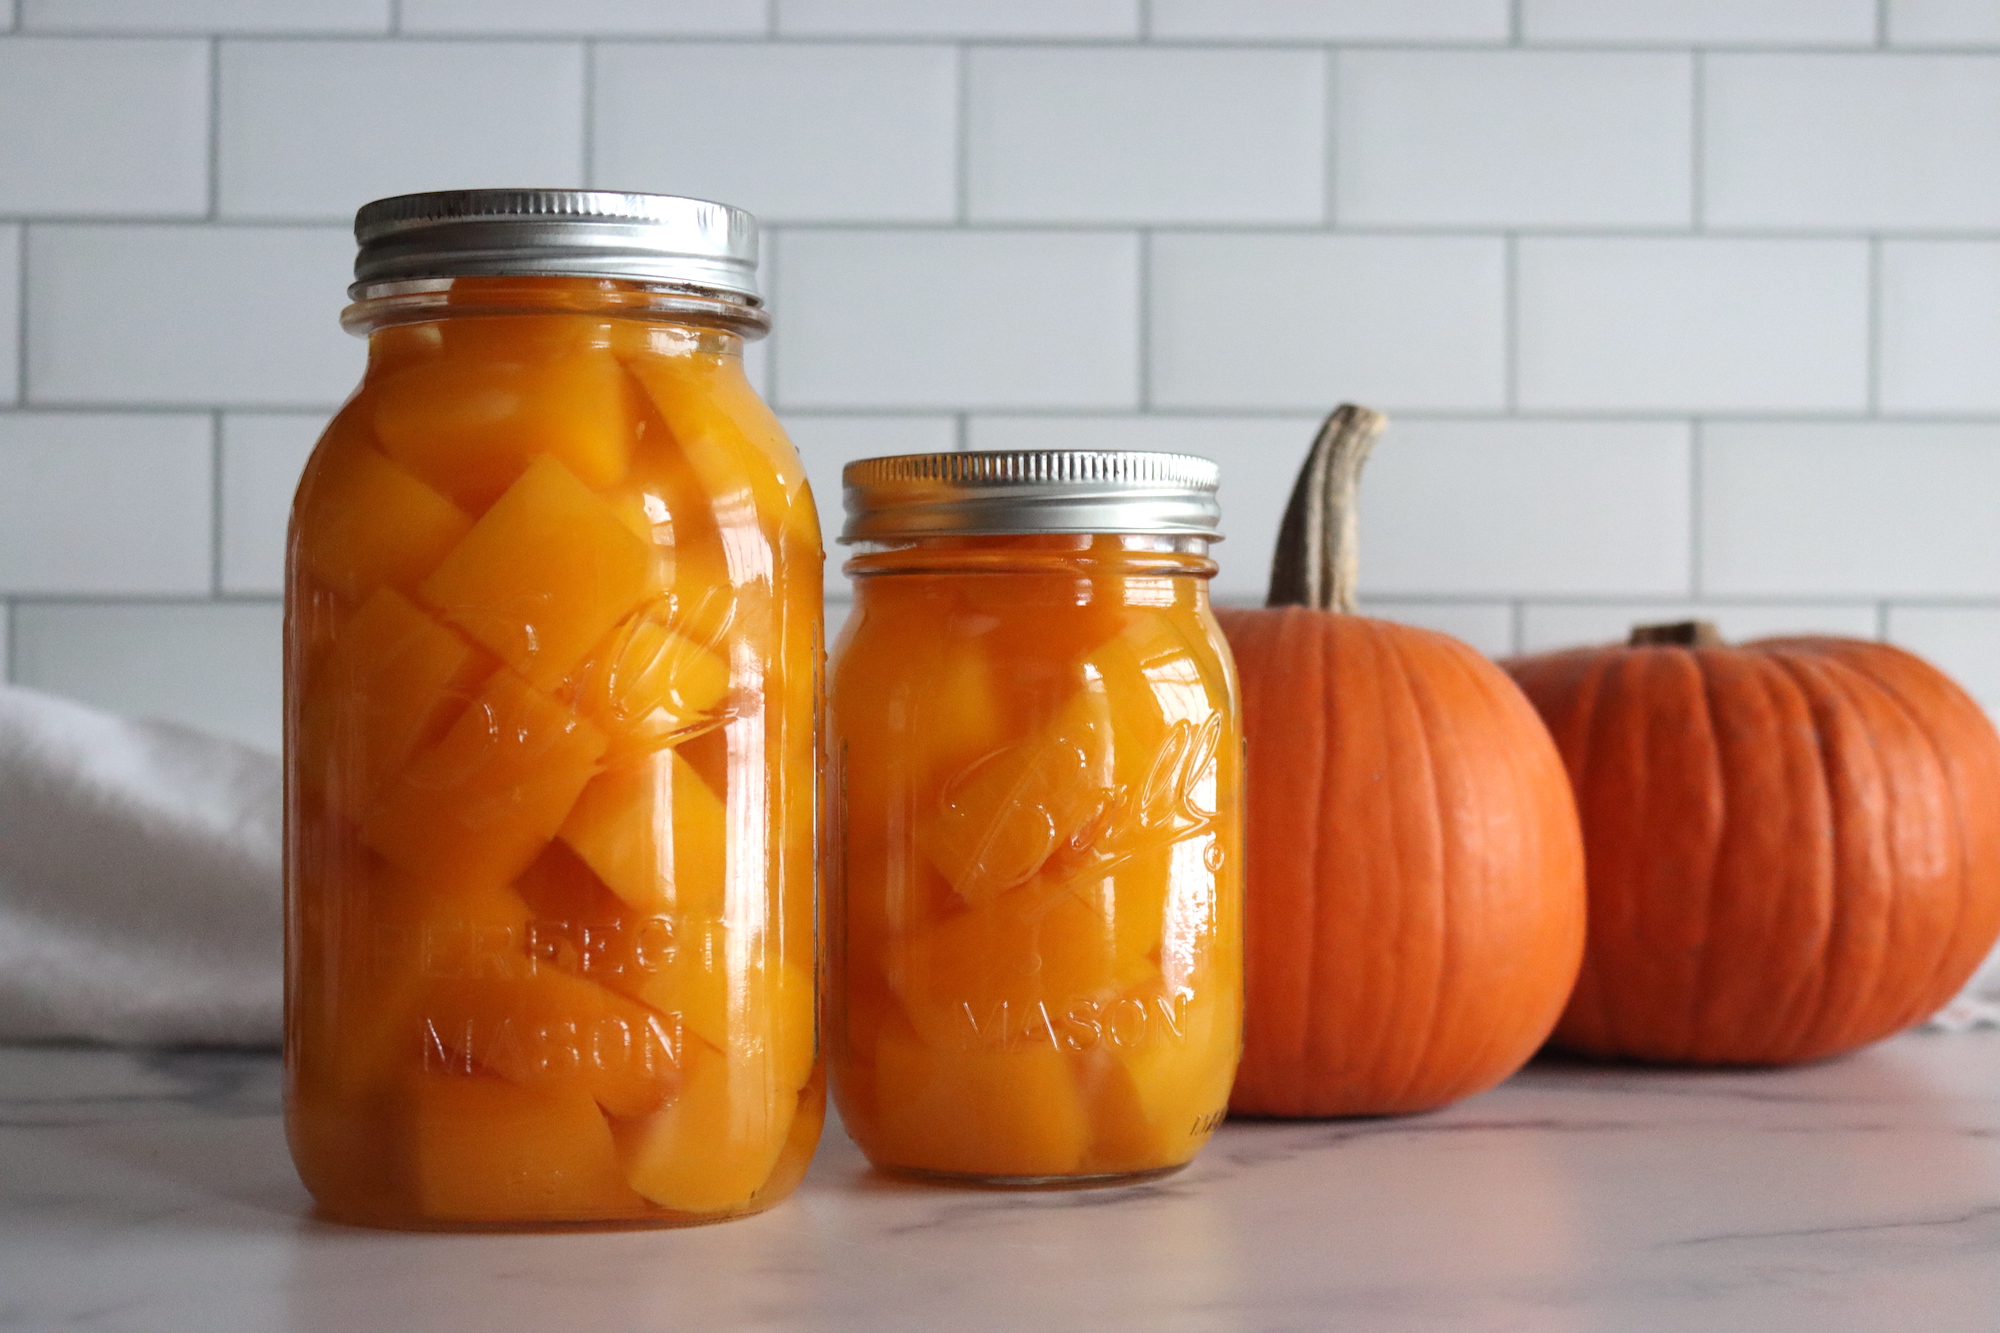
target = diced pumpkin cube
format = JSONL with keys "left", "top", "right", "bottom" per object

{"left": 297, "top": 587, "right": 485, "bottom": 819}
{"left": 558, "top": 750, "right": 727, "bottom": 916}
{"left": 634, "top": 917, "right": 814, "bottom": 1091}
{"left": 410, "top": 1073, "right": 646, "bottom": 1222}
{"left": 417, "top": 968, "right": 682, "bottom": 1118}
{"left": 891, "top": 885, "right": 1154, "bottom": 1052}
{"left": 569, "top": 606, "right": 730, "bottom": 752}
{"left": 360, "top": 668, "right": 608, "bottom": 886}
{"left": 620, "top": 1039, "right": 795, "bottom": 1214}
{"left": 294, "top": 421, "right": 474, "bottom": 601}
{"left": 418, "top": 454, "right": 654, "bottom": 689}
{"left": 623, "top": 354, "right": 818, "bottom": 555}
{"left": 873, "top": 1032, "right": 1087, "bottom": 1179}
{"left": 919, "top": 681, "right": 1116, "bottom": 904}
{"left": 373, "top": 348, "right": 635, "bottom": 511}
{"left": 1108, "top": 984, "right": 1236, "bottom": 1156}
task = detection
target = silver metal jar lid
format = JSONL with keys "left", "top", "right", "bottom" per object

{"left": 351, "top": 189, "right": 761, "bottom": 300}
{"left": 840, "top": 450, "right": 1222, "bottom": 544}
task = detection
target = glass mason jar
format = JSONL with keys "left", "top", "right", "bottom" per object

{"left": 829, "top": 452, "right": 1243, "bottom": 1185}
{"left": 284, "top": 191, "right": 822, "bottom": 1229}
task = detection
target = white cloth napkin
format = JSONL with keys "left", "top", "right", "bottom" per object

{"left": 0, "top": 685, "right": 281, "bottom": 1047}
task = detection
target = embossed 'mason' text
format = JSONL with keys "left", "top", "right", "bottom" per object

{"left": 955, "top": 994, "right": 1192, "bottom": 1053}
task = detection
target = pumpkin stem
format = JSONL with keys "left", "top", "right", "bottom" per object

{"left": 1629, "top": 620, "right": 1724, "bottom": 647}
{"left": 1266, "top": 404, "right": 1390, "bottom": 614}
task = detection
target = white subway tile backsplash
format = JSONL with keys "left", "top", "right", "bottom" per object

{"left": 0, "top": 226, "right": 18, "bottom": 404}
{"left": 27, "top": 225, "right": 361, "bottom": 407}
{"left": 1702, "top": 422, "right": 2000, "bottom": 597}
{"left": 22, "top": 0, "right": 388, "bottom": 32}
{"left": 1516, "top": 238, "right": 1869, "bottom": 412}
{"left": 1360, "top": 419, "right": 1693, "bottom": 597}
{"left": 1334, "top": 51, "right": 1691, "bottom": 228}
{"left": 0, "top": 38, "right": 208, "bottom": 216}
{"left": 220, "top": 413, "right": 321, "bottom": 595}
{"left": 777, "top": 0, "right": 1137, "bottom": 38}
{"left": 219, "top": 41, "right": 584, "bottom": 222}
{"left": 1150, "top": 234, "right": 1507, "bottom": 411}
{"left": 593, "top": 43, "right": 956, "bottom": 223}
{"left": 773, "top": 230, "right": 1140, "bottom": 410}
{"left": 1522, "top": 0, "right": 1878, "bottom": 45}
{"left": 1889, "top": 0, "right": 2000, "bottom": 45}
{"left": 1881, "top": 242, "right": 2000, "bottom": 413}
{"left": 1705, "top": 54, "right": 2000, "bottom": 230}
{"left": 1151, "top": 0, "right": 1508, "bottom": 42}
{"left": 0, "top": 414, "right": 212, "bottom": 595}
{"left": 402, "top": 0, "right": 766, "bottom": 34}
{"left": 966, "top": 413, "right": 1319, "bottom": 603}
{"left": 1888, "top": 605, "right": 2000, "bottom": 719}
{"left": 779, "top": 413, "right": 958, "bottom": 597}
{"left": 10, "top": 601, "right": 283, "bottom": 751}
{"left": 967, "top": 48, "right": 1325, "bottom": 224}
{"left": 1354, "top": 601, "right": 1516, "bottom": 657}
{"left": 1519, "top": 601, "right": 1879, "bottom": 654}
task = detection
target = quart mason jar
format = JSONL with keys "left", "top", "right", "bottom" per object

{"left": 830, "top": 452, "right": 1243, "bottom": 1185}
{"left": 284, "top": 191, "right": 822, "bottom": 1229}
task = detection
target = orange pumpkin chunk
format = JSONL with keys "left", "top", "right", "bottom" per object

{"left": 295, "top": 433, "right": 473, "bottom": 601}
{"left": 418, "top": 968, "right": 681, "bottom": 1119}
{"left": 374, "top": 349, "right": 634, "bottom": 512}
{"left": 298, "top": 587, "right": 484, "bottom": 818}
{"left": 559, "top": 751, "right": 727, "bottom": 916}
{"left": 418, "top": 454, "right": 654, "bottom": 689}
{"left": 634, "top": 917, "right": 815, "bottom": 1092}
{"left": 620, "top": 1039, "right": 796, "bottom": 1213}
{"left": 360, "top": 668, "right": 607, "bottom": 886}
{"left": 410, "top": 1074, "right": 645, "bottom": 1221}
{"left": 873, "top": 1032, "right": 1088, "bottom": 1178}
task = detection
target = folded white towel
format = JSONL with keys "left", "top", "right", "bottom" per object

{"left": 0, "top": 684, "right": 281, "bottom": 1046}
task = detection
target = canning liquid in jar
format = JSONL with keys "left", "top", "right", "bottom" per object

{"left": 829, "top": 454, "right": 1244, "bottom": 1184}
{"left": 284, "top": 191, "right": 822, "bottom": 1229}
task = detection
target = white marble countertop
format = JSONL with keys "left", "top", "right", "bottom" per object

{"left": 5, "top": 1031, "right": 2000, "bottom": 1332}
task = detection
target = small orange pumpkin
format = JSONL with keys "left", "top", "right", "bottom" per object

{"left": 1507, "top": 623, "right": 2000, "bottom": 1066}
{"left": 1219, "top": 407, "right": 1586, "bottom": 1117}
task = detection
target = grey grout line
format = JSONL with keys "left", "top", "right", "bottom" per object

{"left": 1877, "top": 600, "right": 1892, "bottom": 638}
{"left": 765, "top": 0, "right": 777, "bottom": 40}
{"left": 1138, "top": 0, "right": 1153, "bottom": 41}
{"left": 1509, "top": 0, "right": 1523, "bottom": 45}
{"left": 209, "top": 411, "right": 225, "bottom": 596}
{"left": 1503, "top": 233, "right": 1519, "bottom": 413}
{"left": 1136, "top": 229, "right": 1152, "bottom": 410}
{"left": 953, "top": 412, "right": 969, "bottom": 450}
{"left": 1690, "top": 53, "right": 1704, "bottom": 231}
{"left": 953, "top": 43, "right": 971, "bottom": 224}
{"left": 1688, "top": 418, "right": 1704, "bottom": 597}
{"left": 388, "top": 0, "right": 402, "bottom": 36}
{"left": 14, "top": 225, "right": 26, "bottom": 406}
{"left": 1322, "top": 46, "right": 1338, "bottom": 225}
{"left": 1867, "top": 235, "right": 1884, "bottom": 415}
{"left": 14, "top": 212, "right": 2000, "bottom": 242}
{"left": 3, "top": 599, "right": 12, "bottom": 683}
{"left": 2, "top": 31, "right": 1959, "bottom": 52}
{"left": 1877, "top": 0, "right": 1890, "bottom": 47}
{"left": 1508, "top": 600, "right": 1526, "bottom": 654}
{"left": 206, "top": 37, "right": 221, "bottom": 220}
{"left": 581, "top": 38, "right": 597, "bottom": 187}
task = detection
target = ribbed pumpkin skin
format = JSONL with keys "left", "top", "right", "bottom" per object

{"left": 1218, "top": 608, "right": 1587, "bottom": 1117}
{"left": 1507, "top": 636, "right": 2000, "bottom": 1066}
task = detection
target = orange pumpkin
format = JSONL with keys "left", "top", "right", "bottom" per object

{"left": 1218, "top": 407, "right": 1586, "bottom": 1117}
{"left": 1508, "top": 622, "right": 2000, "bottom": 1066}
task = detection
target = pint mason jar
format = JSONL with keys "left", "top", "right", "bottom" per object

{"left": 829, "top": 452, "right": 1243, "bottom": 1184}
{"left": 284, "top": 190, "right": 822, "bottom": 1229}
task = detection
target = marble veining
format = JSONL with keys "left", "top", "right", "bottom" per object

{"left": 4, "top": 1033, "right": 2000, "bottom": 1332}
